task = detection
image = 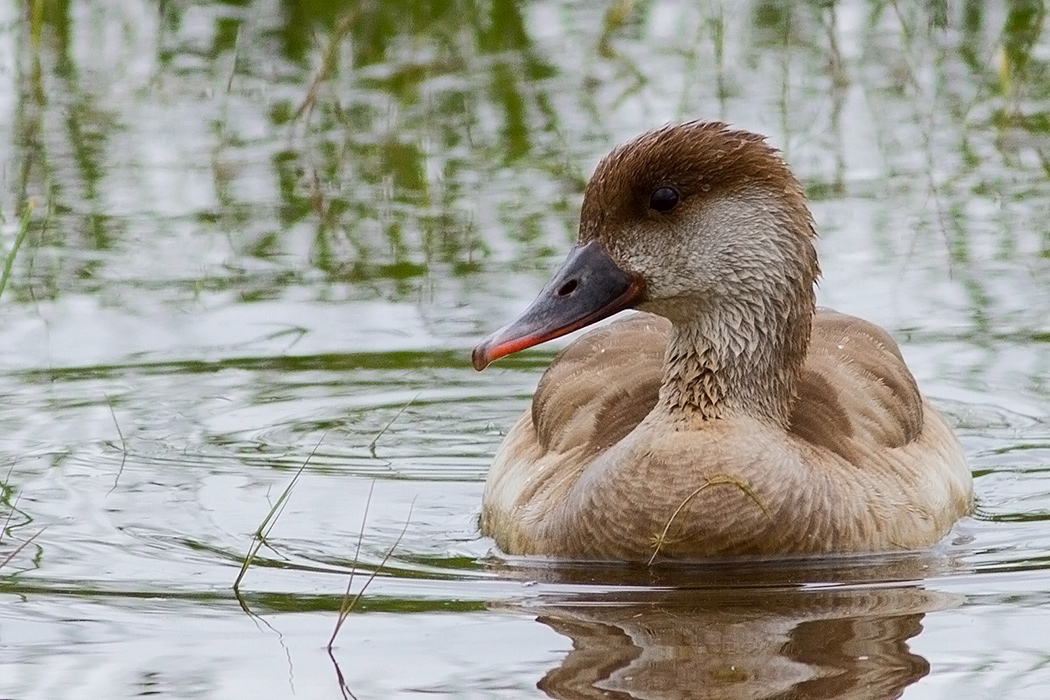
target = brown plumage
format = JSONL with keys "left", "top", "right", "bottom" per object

{"left": 473, "top": 122, "right": 972, "bottom": 560}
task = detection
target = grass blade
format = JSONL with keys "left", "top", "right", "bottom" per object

{"left": 233, "top": 434, "right": 326, "bottom": 591}
{"left": 327, "top": 496, "right": 415, "bottom": 650}
{"left": 0, "top": 526, "right": 45, "bottom": 571}
{"left": 0, "top": 200, "right": 34, "bottom": 301}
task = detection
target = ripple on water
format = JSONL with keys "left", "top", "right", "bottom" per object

{"left": 3, "top": 2, "right": 1050, "bottom": 695}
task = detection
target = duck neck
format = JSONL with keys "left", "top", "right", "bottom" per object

{"left": 656, "top": 298, "right": 813, "bottom": 427}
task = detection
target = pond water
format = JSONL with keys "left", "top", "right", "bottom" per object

{"left": 1, "top": 1, "right": 1049, "bottom": 698}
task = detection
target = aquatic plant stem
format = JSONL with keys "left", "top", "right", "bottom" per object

{"left": 233, "top": 434, "right": 326, "bottom": 591}
{"left": 327, "top": 495, "right": 415, "bottom": 651}
{"left": 369, "top": 392, "right": 419, "bottom": 458}
{"left": 106, "top": 395, "right": 128, "bottom": 494}
{"left": 293, "top": 10, "right": 361, "bottom": 123}
{"left": 0, "top": 526, "right": 45, "bottom": 570}
{"left": 0, "top": 200, "right": 33, "bottom": 301}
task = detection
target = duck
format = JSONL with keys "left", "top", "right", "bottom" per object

{"left": 471, "top": 121, "right": 973, "bottom": 561}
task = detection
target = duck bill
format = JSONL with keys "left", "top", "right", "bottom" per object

{"left": 472, "top": 241, "right": 644, "bottom": 370}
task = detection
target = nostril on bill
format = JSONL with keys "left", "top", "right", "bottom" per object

{"left": 557, "top": 279, "right": 578, "bottom": 297}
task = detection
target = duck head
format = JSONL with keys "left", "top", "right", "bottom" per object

{"left": 472, "top": 121, "right": 819, "bottom": 373}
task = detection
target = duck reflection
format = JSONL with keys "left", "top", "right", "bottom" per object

{"left": 533, "top": 585, "right": 954, "bottom": 700}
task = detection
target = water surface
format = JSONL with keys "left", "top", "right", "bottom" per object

{"left": 1, "top": 2, "right": 1050, "bottom": 698}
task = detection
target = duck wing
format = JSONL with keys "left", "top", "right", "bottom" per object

{"left": 531, "top": 312, "right": 668, "bottom": 455}
{"left": 530, "top": 309, "right": 927, "bottom": 462}
{"left": 789, "top": 309, "right": 925, "bottom": 459}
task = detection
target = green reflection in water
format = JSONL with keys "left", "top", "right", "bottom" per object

{"left": 8, "top": 0, "right": 1049, "bottom": 309}
{"left": 2, "top": 2, "right": 1050, "bottom": 695}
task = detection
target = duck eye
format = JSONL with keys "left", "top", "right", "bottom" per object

{"left": 649, "top": 187, "right": 680, "bottom": 213}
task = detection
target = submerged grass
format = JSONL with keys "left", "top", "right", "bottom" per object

{"left": 369, "top": 393, "right": 419, "bottom": 458}
{"left": 106, "top": 395, "right": 129, "bottom": 494}
{"left": 0, "top": 202, "right": 40, "bottom": 572}
{"left": 328, "top": 398, "right": 418, "bottom": 649}
{"left": 326, "top": 487, "right": 414, "bottom": 700}
{"left": 0, "top": 487, "right": 47, "bottom": 574}
{"left": 327, "top": 489, "right": 414, "bottom": 651}
{"left": 235, "top": 398, "right": 416, "bottom": 633}
{"left": 230, "top": 385, "right": 416, "bottom": 700}
{"left": 293, "top": 9, "right": 360, "bottom": 123}
{"left": 0, "top": 200, "right": 33, "bottom": 301}
{"left": 233, "top": 434, "right": 326, "bottom": 591}
{"left": 0, "top": 526, "right": 45, "bottom": 570}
